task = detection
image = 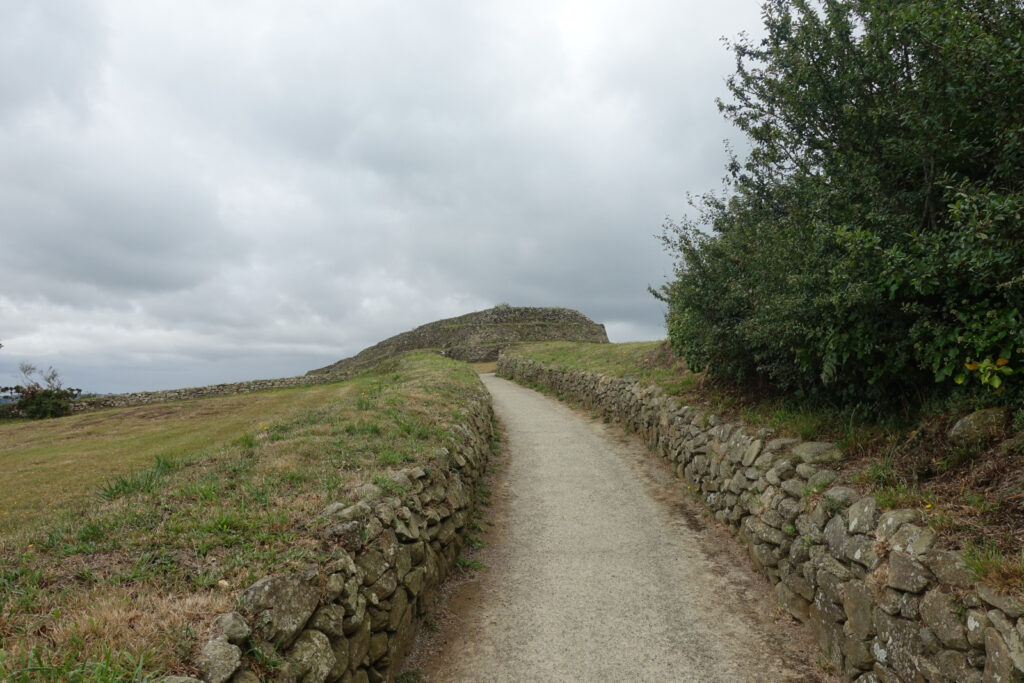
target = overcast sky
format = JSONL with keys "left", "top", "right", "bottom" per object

{"left": 1, "top": 0, "right": 764, "bottom": 393}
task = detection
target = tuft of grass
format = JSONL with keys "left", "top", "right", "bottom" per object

{"left": 456, "top": 557, "right": 484, "bottom": 571}
{"left": 963, "top": 541, "right": 1024, "bottom": 595}
{"left": 98, "top": 456, "right": 176, "bottom": 501}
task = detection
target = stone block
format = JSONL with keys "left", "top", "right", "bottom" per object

{"left": 241, "top": 575, "right": 320, "bottom": 649}
{"left": 889, "top": 524, "right": 936, "bottom": 559}
{"left": 847, "top": 497, "right": 880, "bottom": 534}
{"left": 793, "top": 441, "right": 843, "bottom": 464}
{"left": 776, "top": 581, "right": 811, "bottom": 622}
{"left": 887, "top": 550, "right": 932, "bottom": 593}
{"left": 920, "top": 589, "right": 969, "bottom": 650}
{"left": 286, "top": 630, "right": 335, "bottom": 683}
{"left": 843, "top": 579, "right": 876, "bottom": 640}
{"left": 196, "top": 637, "right": 241, "bottom": 683}
{"left": 846, "top": 534, "right": 881, "bottom": 570}
{"left": 873, "top": 609, "right": 924, "bottom": 681}
{"left": 979, "top": 583, "right": 1024, "bottom": 618}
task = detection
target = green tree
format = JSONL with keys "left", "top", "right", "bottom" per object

{"left": 656, "top": 0, "right": 1024, "bottom": 409}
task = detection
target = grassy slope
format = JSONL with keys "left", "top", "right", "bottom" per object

{"left": 0, "top": 353, "right": 486, "bottom": 680}
{"left": 512, "top": 341, "right": 1024, "bottom": 593}
{"left": 0, "top": 383, "right": 352, "bottom": 534}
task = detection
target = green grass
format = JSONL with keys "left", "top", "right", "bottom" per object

{"left": 0, "top": 381, "right": 352, "bottom": 533}
{"left": 0, "top": 352, "right": 487, "bottom": 680}
{"left": 513, "top": 341, "right": 861, "bottom": 442}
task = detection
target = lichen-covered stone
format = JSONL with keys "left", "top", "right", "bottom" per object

{"left": 920, "top": 589, "right": 968, "bottom": 650}
{"left": 985, "top": 627, "right": 1019, "bottom": 682}
{"left": 308, "top": 604, "right": 346, "bottom": 639}
{"left": 889, "top": 524, "right": 936, "bottom": 559}
{"left": 923, "top": 549, "right": 974, "bottom": 588}
{"left": 979, "top": 583, "right": 1024, "bottom": 618}
{"left": 873, "top": 609, "right": 924, "bottom": 680}
{"left": 887, "top": 551, "right": 932, "bottom": 593}
{"left": 240, "top": 575, "right": 320, "bottom": 649}
{"left": 776, "top": 581, "right": 811, "bottom": 622}
{"left": 286, "top": 630, "right": 335, "bottom": 683}
{"left": 948, "top": 408, "right": 1008, "bottom": 447}
{"left": 876, "top": 509, "right": 921, "bottom": 542}
{"left": 843, "top": 579, "right": 876, "bottom": 640}
{"left": 196, "top": 637, "right": 242, "bottom": 683}
{"left": 793, "top": 441, "right": 842, "bottom": 464}
{"left": 348, "top": 619, "right": 372, "bottom": 670}
{"left": 213, "top": 612, "right": 251, "bottom": 645}
{"left": 847, "top": 497, "right": 880, "bottom": 534}
{"left": 846, "top": 535, "right": 881, "bottom": 570}
{"left": 825, "top": 486, "right": 859, "bottom": 507}
{"left": 403, "top": 567, "right": 426, "bottom": 596}
{"left": 824, "top": 514, "right": 849, "bottom": 560}
{"left": 967, "top": 609, "right": 991, "bottom": 648}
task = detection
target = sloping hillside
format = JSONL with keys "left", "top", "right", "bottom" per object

{"left": 308, "top": 306, "right": 608, "bottom": 376}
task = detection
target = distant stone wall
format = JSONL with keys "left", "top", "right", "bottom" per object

{"left": 72, "top": 373, "right": 349, "bottom": 413}
{"left": 177, "top": 388, "right": 494, "bottom": 683}
{"left": 308, "top": 306, "right": 609, "bottom": 376}
{"left": 499, "top": 354, "right": 1023, "bottom": 683}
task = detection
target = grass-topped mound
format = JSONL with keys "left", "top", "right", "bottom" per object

{"left": 510, "top": 341, "right": 1024, "bottom": 595}
{"left": 0, "top": 352, "right": 487, "bottom": 680}
{"left": 308, "top": 306, "right": 608, "bottom": 377}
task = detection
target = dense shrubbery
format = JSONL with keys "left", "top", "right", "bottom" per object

{"left": 655, "top": 0, "right": 1024, "bottom": 410}
{"left": 1, "top": 363, "right": 81, "bottom": 419}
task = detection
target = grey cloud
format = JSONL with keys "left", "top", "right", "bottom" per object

{"left": 1, "top": 0, "right": 766, "bottom": 393}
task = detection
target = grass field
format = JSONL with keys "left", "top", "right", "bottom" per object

{"left": 0, "top": 383, "right": 353, "bottom": 534}
{"left": 0, "top": 352, "right": 486, "bottom": 680}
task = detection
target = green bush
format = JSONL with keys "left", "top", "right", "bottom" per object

{"left": 1, "top": 363, "right": 81, "bottom": 419}
{"left": 655, "top": 0, "right": 1024, "bottom": 410}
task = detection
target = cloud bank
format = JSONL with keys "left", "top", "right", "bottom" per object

{"left": 0, "top": 0, "right": 764, "bottom": 392}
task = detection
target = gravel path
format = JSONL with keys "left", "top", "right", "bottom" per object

{"left": 407, "top": 374, "right": 829, "bottom": 682}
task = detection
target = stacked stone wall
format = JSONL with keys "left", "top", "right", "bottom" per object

{"left": 498, "top": 354, "right": 1024, "bottom": 683}
{"left": 72, "top": 373, "right": 350, "bottom": 413}
{"left": 174, "top": 389, "right": 494, "bottom": 683}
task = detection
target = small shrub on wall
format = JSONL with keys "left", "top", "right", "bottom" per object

{"left": 1, "top": 363, "right": 81, "bottom": 419}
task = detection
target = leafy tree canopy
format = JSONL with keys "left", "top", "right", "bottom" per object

{"left": 656, "top": 0, "right": 1024, "bottom": 410}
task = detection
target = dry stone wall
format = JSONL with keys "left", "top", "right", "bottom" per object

{"left": 499, "top": 354, "right": 1024, "bottom": 683}
{"left": 73, "top": 374, "right": 348, "bottom": 413}
{"left": 169, "top": 390, "right": 493, "bottom": 683}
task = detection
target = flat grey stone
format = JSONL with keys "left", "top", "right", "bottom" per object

{"left": 847, "top": 497, "right": 880, "bottom": 534}
{"left": 792, "top": 441, "right": 842, "bottom": 464}
{"left": 979, "top": 583, "right": 1024, "bottom": 618}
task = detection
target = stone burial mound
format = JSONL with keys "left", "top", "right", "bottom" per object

{"left": 308, "top": 306, "right": 609, "bottom": 376}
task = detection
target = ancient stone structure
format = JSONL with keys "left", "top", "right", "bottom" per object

{"left": 499, "top": 354, "right": 1024, "bottom": 682}
{"left": 307, "top": 306, "right": 608, "bottom": 377}
{"left": 179, "top": 388, "right": 494, "bottom": 683}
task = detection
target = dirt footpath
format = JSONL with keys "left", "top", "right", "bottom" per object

{"left": 406, "top": 374, "right": 832, "bottom": 682}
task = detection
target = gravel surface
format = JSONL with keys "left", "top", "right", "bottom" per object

{"left": 406, "top": 374, "right": 832, "bottom": 682}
